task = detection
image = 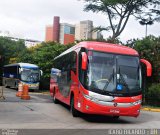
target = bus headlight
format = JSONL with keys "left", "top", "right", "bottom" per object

{"left": 132, "top": 100, "right": 142, "bottom": 105}
{"left": 83, "top": 93, "right": 97, "bottom": 102}
{"left": 83, "top": 93, "right": 92, "bottom": 100}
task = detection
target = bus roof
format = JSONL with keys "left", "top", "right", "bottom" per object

{"left": 4, "top": 63, "right": 39, "bottom": 69}
{"left": 55, "top": 41, "right": 139, "bottom": 59}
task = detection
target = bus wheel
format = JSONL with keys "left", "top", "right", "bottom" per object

{"left": 70, "top": 96, "right": 79, "bottom": 117}
{"left": 5, "top": 81, "right": 9, "bottom": 88}
{"left": 15, "top": 82, "right": 18, "bottom": 90}
{"left": 113, "top": 116, "right": 120, "bottom": 119}
{"left": 53, "top": 89, "right": 58, "bottom": 104}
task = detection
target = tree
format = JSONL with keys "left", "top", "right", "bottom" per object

{"left": 82, "top": 0, "right": 160, "bottom": 42}
{"left": 0, "top": 37, "right": 26, "bottom": 65}
{"left": 0, "top": 37, "right": 26, "bottom": 84}
{"left": 128, "top": 36, "right": 160, "bottom": 105}
{"left": 128, "top": 35, "right": 160, "bottom": 83}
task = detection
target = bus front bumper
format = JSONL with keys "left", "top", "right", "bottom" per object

{"left": 21, "top": 82, "right": 39, "bottom": 90}
{"left": 77, "top": 97, "right": 141, "bottom": 117}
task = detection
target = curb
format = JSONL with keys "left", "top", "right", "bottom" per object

{"left": 141, "top": 107, "right": 160, "bottom": 112}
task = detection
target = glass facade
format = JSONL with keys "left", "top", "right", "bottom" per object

{"left": 64, "top": 25, "right": 75, "bottom": 35}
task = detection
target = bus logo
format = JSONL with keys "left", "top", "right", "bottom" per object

{"left": 114, "top": 102, "right": 118, "bottom": 107}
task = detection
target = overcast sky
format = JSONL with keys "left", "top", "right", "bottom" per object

{"left": 0, "top": 0, "right": 159, "bottom": 42}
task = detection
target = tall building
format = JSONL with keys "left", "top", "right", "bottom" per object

{"left": 45, "top": 17, "right": 103, "bottom": 45}
{"left": 59, "top": 23, "right": 75, "bottom": 45}
{"left": 45, "top": 25, "right": 53, "bottom": 42}
{"left": 53, "top": 16, "right": 60, "bottom": 42}
{"left": 75, "top": 20, "right": 102, "bottom": 41}
{"left": 45, "top": 17, "right": 60, "bottom": 42}
{"left": 75, "top": 20, "right": 93, "bottom": 40}
{"left": 45, "top": 16, "right": 75, "bottom": 45}
{"left": 92, "top": 30, "right": 103, "bottom": 40}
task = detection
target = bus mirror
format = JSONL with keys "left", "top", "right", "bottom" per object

{"left": 40, "top": 70, "right": 43, "bottom": 76}
{"left": 140, "top": 59, "right": 152, "bottom": 77}
{"left": 81, "top": 52, "right": 88, "bottom": 70}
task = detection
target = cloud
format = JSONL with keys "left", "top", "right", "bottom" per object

{"left": 0, "top": 0, "right": 159, "bottom": 41}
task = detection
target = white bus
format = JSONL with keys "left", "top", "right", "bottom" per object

{"left": 3, "top": 63, "right": 42, "bottom": 91}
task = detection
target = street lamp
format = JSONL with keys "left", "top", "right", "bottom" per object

{"left": 139, "top": 17, "right": 154, "bottom": 37}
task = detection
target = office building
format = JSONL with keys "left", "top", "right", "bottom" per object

{"left": 45, "top": 25, "right": 53, "bottom": 42}
{"left": 59, "top": 23, "right": 75, "bottom": 45}
{"left": 53, "top": 16, "right": 60, "bottom": 42}
{"left": 45, "top": 17, "right": 103, "bottom": 45}
{"left": 0, "top": 30, "right": 41, "bottom": 47}
{"left": 45, "top": 17, "right": 75, "bottom": 45}
{"left": 75, "top": 20, "right": 93, "bottom": 40}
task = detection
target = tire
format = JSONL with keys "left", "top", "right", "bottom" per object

{"left": 4, "top": 81, "right": 9, "bottom": 88}
{"left": 34, "top": 89, "right": 39, "bottom": 92}
{"left": 4, "top": 83, "right": 7, "bottom": 88}
{"left": 113, "top": 116, "right": 120, "bottom": 119}
{"left": 15, "top": 82, "right": 18, "bottom": 90}
{"left": 53, "top": 89, "right": 58, "bottom": 104}
{"left": 70, "top": 96, "right": 79, "bottom": 117}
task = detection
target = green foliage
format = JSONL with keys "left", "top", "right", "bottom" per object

{"left": 0, "top": 36, "right": 26, "bottom": 65}
{"left": 75, "top": 38, "right": 106, "bottom": 44}
{"left": 0, "top": 37, "right": 26, "bottom": 84}
{"left": 146, "top": 83, "right": 160, "bottom": 106}
{"left": 82, "top": 0, "right": 160, "bottom": 41}
{"left": 126, "top": 36, "right": 160, "bottom": 106}
{"left": 132, "top": 36, "right": 160, "bottom": 82}
{"left": 106, "top": 36, "right": 122, "bottom": 44}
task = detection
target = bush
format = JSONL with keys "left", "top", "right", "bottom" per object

{"left": 146, "top": 83, "right": 160, "bottom": 106}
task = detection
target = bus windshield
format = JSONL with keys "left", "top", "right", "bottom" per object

{"left": 21, "top": 68, "right": 40, "bottom": 83}
{"left": 86, "top": 51, "right": 141, "bottom": 96}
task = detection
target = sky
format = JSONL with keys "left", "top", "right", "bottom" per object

{"left": 0, "top": 0, "right": 159, "bottom": 42}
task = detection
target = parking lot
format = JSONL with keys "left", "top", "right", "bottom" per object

{"left": 0, "top": 87, "right": 160, "bottom": 130}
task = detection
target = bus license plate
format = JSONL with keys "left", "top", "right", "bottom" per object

{"left": 110, "top": 109, "right": 120, "bottom": 114}
{"left": 30, "top": 84, "right": 37, "bottom": 87}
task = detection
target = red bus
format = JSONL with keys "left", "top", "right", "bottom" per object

{"left": 50, "top": 41, "right": 152, "bottom": 118}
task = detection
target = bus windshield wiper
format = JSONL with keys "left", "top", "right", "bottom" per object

{"left": 136, "top": 65, "right": 141, "bottom": 90}
{"left": 118, "top": 67, "right": 130, "bottom": 95}
{"left": 26, "top": 73, "right": 36, "bottom": 82}
{"left": 102, "top": 69, "right": 114, "bottom": 91}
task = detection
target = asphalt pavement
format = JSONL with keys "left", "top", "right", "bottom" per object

{"left": 0, "top": 87, "right": 160, "bottom": 131}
